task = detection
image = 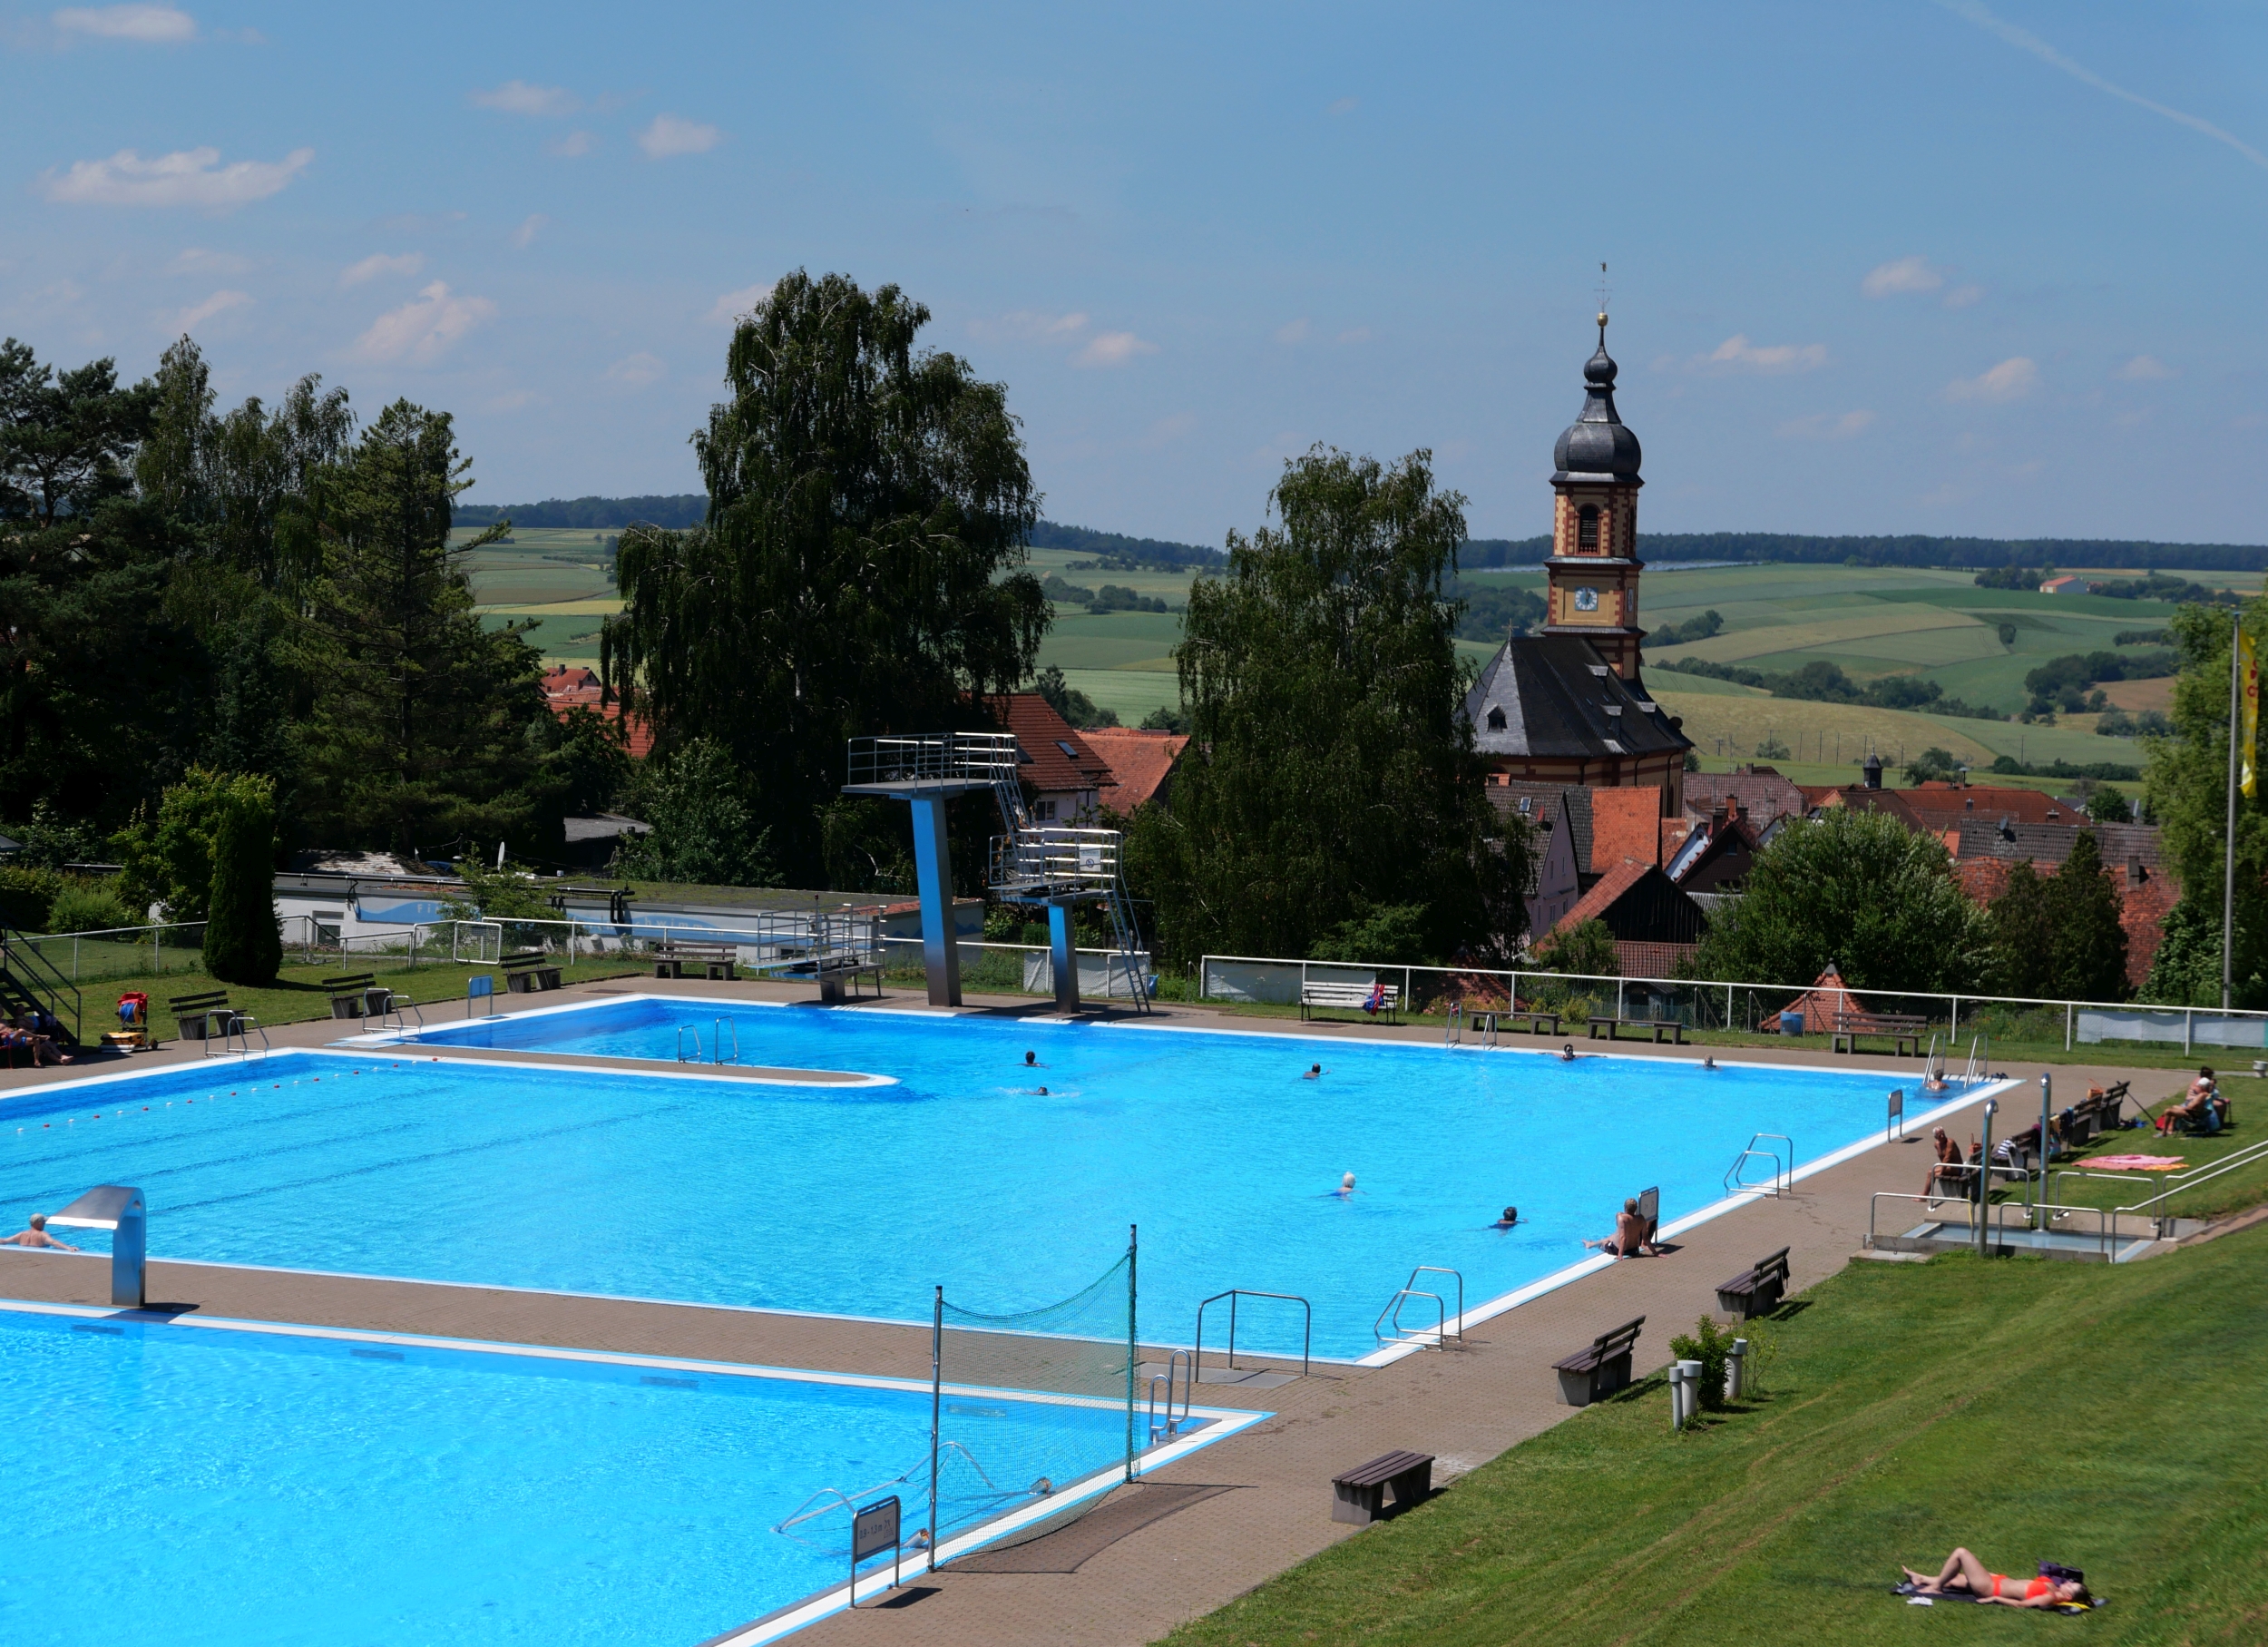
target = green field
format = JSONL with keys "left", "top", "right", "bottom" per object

{"left": 1166, "top": 1224, "right": 2268, "bottom": 1647}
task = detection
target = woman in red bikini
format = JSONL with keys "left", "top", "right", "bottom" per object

{"left": 1901, "top": 1547, "right": 2089, "bottom": 1608}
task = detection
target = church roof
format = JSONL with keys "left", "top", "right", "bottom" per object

{"left": 1463, "top": 636, "right": 1693, "bottom": 760}
{"left": 1551, "top": 325, "right": 1644, "bottom": 485}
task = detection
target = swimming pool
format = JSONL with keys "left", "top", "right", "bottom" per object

{"left": 2, "top": 1001, "right": 1985, "bottom": 1358}
{"left": 0, "top": 1302, "right": 1256, "bottom": 1647}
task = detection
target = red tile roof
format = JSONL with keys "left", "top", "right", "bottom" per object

{"left": 1589, "top": 786, "right": 1663, "bottom": 870}
{"left": 982, "top": 693, "right": 1115, "bottom": 795}
{"left": 1080, "top": 728, "right": 1188, "bottom": 814}
{"left": 541, "top": 664, "right": 654, "bottom": 759}
{"left": 1901, "top": 781, "right": 2078, "bottom": 827}
{"left": 1553, "top": 857, "right": 1654, "bottom": 934}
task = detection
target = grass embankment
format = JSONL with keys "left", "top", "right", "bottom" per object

{"left": 1164, "top": 1228, "right": 2268, "bottom": 1647}
{"left": 2046, "top": 1118, "right": 2268, "bottom": 1222}
{"left": 53, "top": 956, "right": 640, "bottom": 1044}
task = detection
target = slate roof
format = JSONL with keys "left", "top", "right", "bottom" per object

{"left": 1683, "top": 769, "right": 1808, "bottom": 826}
{"left": 1945, "top": 819, "right": 2165, "bottom": 872}
{"left": 1490, "top": 783, "right": 1593, "bottom": 869}
{"left": 1463, "top": 637, "right": 1693, "bottom": 760}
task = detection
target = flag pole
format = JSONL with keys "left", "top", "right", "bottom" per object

{"left": 2225, "top": 613, "right": 2242, "bottom": 1012}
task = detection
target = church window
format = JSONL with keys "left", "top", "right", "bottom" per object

{"left": 1486, "top": 706, "right": 1507, "bottom": 731}
{"left": 1577, "top": 505, "right": 1599, "bottom": 550}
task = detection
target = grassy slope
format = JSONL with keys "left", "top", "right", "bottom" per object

{"left": 1161, "top": 1228, "right": 2268, "bottom": 1647}
{"left": 2048, "top": 1116, "right": 2268, "bottom": 1221}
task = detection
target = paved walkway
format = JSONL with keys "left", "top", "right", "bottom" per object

{"left": 0, "top": 975, "right": 2203, "bottom": 1647}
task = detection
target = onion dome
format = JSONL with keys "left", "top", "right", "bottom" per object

{"left": 1550, "top": 315, "right": 1644, "bottom": 485}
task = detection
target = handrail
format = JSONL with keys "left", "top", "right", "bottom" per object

{"left": 1147, "top": 1348, "right": 1194, "bottom": 1446}
{"left": 1193, "top": 1289, "right": 1311, "bottom": 1382}
{"left": 2051, "top": 1134, "right": 2268, "bottom": 1221}
{"left": 1867, "top": 1189, "right": 2133, "bottom": 1261}
{"left": 1443, "top": 1001, "right": 1461, "bottom": 1046}
{"left": 0, "top": 924, "right": 84, "bottom": 1043}
{"left": 1376, "top": 1265, "right": 1465, "bottom": 1348}
{"left": 676, "top": 1024, "right": 700, "bottom": 1064}
{"left": 1724, "top": 1132, "right": 1794, "bottom": 1197}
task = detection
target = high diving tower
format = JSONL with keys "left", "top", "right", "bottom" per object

{"left": 844, "top": 732, "right": 1150, "bottom": 1013}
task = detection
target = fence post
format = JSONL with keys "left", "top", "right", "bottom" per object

{"left": 1950, "top": 995, "right": 1960, "bottom": 1039}
{"left": 1404, "top": 966, "right": 1413, "bottom": 1018}
{"left": 2065, "top": 1002, "right": 2074, "bottom": 1052}
{"left": 1616, "top": 977, "right": 1625, "bottom": 1024}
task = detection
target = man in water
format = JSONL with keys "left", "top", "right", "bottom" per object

{"left": 1559, "top": 1044, "right": 1577, "bottom": 1063}
{"left": 1334, "top": 1172, "right": 1356, "bottom": 1198}
{"left": 1582, "top": 1197, "right": 1655, "bottom": 1258}
{"left": 1492, "top": 1206, "right": 1519, "bottom": 1229}
{"left": 1023, "top": 1051, "right": 1040, "bottom": 1067}
{"left": 1303, "top": 1064, "right": 1324, "bottom": 1080}
{"left": 2, "top": 1214, "right": 79, "bottom": 1251}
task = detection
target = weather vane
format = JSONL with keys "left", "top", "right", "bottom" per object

{"left": 1596, "top": 261, "right": 1610, "bottom": 335}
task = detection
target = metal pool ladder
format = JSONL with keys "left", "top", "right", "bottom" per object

{"left": 676, "top": 1018, "right": 742, "bottom": 1064}
{"left": 1148, "top": 1348, "right": 1192, "bottom": 1445}
{"left": 1374, "top": 1265, "right": 1464, "bottom": 1349}
{"left": 1724, "top": 1132, "right": 1794, "bottom": 1197}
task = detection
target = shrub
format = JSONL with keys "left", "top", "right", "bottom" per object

{"left": 46, "top": 881, "right": 134, "bottom": 935}
{"left": 1668, "top": 1314, "right": 1743, "bottom": 1412}
{"left": 200, "top": 784, "right": 281, "bottom": 985}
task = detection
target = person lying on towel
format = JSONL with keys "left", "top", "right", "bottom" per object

{"left": 1899, "top": 1548, "right": 2093, "bottom": 1609}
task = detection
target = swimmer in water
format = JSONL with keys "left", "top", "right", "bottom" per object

{"left": 1559, "top": 1043, "right": 1577, "bottom": 1062}
{"left": 1702, "top": 1055, "right": 1716, "bottom": 1070}
{"left": 1334, "top": 1172, "right": 1356, "bottom": 1198}
{"left": 1303, "top": 1064, "right": 1323, "bottom": 1080}
{"left": 1024, "top": 1050, "right": 1039, "bottom": 1067}
{"left": 1036, "top": 1085, "right": 1049, "bottom": 1095}
{"left": 1492, "top": 1205, "right": 1519, "bottom": 1229}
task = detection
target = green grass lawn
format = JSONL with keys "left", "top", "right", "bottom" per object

{"left": 53, "top": 956, "right": 640, "bottom": 1046}
{"left": 2047, "top": 1116, "right": 2268, "bottom": 1221}
{"left": 1162, "top": 1227, "right": 2268, "bottom": 1647}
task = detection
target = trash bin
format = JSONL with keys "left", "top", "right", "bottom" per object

{"left": 1778, "top": 1011, "right": 1804, "bottom": 1035}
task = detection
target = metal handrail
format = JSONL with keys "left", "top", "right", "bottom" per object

{"left": 714, "top": 1016, "right": 740, "bottom": 1064}
{"left": 1867, "top": 1189, "right": 2130, "bottom": 1261}
{"left": 0, "top": 924, "right": 84, "bottom": 1043}
{"left": 846, "top": 731, "right": 1022, "bottom": 787}
{"left": 2051, "top": 1134, "right": 2268, "bottom": 1221}
{"left": 1375, "top": 1289, "right": 1444, "bottom": 1348}
{"left": 1146, "top": 1348, "right": 1193, "bottom": 1446}
{"left": 676, "top": 1024, "right": 701, "bottom": 1064}
{"left": 1724, "top": 1132, "right": 1794, "bottom": 1197}
{"left": 1193, "top": 1289, "right": 1311, "bottom": 1382}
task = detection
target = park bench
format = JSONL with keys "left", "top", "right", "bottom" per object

{"left": 322, "top": 973, "right": 385, "bottom": 1020}
{"left": 167, "top": 990, "right": 261, "bottom": 1054}
{"left": 1330, "top": 1450, "right": 1434, "bottom": 1525}
{"left": 1587, "top": 1016, "right": 1688, "bottom": 1045}
{"left": 816, "top": 955, "right": 884, "bottom": 1005}
{"left": 1299, "top": 980, "right": 1401, "bottom": 1024}
{"left": 1831, "top": 1009, "right": 1927, "bottom": 1057}
{"left": 502, "top": 951, "right": 563, "bottom": 994}
{"left": 652, "top": 940, "right": 739, "bottom": 982}
{"left": 1551, "top": 1317, "right": 1646, "bottom": 1407}
{"left": 1482, "top": 1007, "right": 1562, "bottom": 1036}
{"left": 1715, "top": 1247, "right": 1791, "bottom": 1319}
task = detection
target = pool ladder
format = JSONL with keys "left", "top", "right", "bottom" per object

{"left": 676, "top": 1018, "right": 742, "bottom": 1064}
{"left": 1374, "top": 1265, "right": 1464, "bottom": 1349}
{"left": 1147, "top": 1348, "right": 1192, "bottom": 1445}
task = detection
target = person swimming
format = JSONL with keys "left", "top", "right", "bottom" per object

{"left": 1334, "top": 1172, "right": 1356, "bottom": 1198}
{"left": 1559, "top": 1043, "right": 1577, "bottom": 1062}
{"left": 1303, "top": 1063, "right": 1324, "bottom": 1079}
{"left": 1036, "top": 1085, "right": 1049, "bottom": 1095}
{"left": 1492, "top": 1206, "right": 1519, "bottom": 1229}
{"left": 1023, "top": 1051, "right": 1039, "bottom": 1067}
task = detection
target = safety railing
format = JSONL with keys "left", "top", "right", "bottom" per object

{"left": 846, "top": 731, "right": 1021, "bottom": 787}
{"left": 1193, "top": 1289, "right": 1311, "bottom": 1382}
{"left": 1147, "top": 1348, "right": 1192, "bottom": 1446}
{"left": 1374, "top": 1266, "right": 1464, "bottom": 1349}
{"left": 1724, "top": 1132, "right": 1794, "bottom": 1198}
{"left": 1, "top": 923, "right": 85, "bottom": 1043}
{"left": 986, "top": 828, "right": 1123, "bottom": 894}
{"left": 2048, "top": 1133, "right": 2268, "bottom": 1228}
{"left": 676, "top": 1017, "right": 743, "bottom": 1065}
{"left": 1867, "top": 1189, "right": 2136, "bottom": 1261}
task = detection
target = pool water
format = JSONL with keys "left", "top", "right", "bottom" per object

{"left": 0, "top": 1306, "right": 1184, "bottom": 1647}
{"left": 0, "top": 1004, "right": 1970, "bottom": 1358}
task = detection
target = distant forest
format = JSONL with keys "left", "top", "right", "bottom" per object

{"left": 453, "top": 499, "right": 2268, "bottom": 575}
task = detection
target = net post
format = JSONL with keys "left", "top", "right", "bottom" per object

{"left": 929, "top": 1283, "right": 943, "bottom": 1573}
{"left": 1125, "top": 1223, "right": 1138, "bottom": 1483}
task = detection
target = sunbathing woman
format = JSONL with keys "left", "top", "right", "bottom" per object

{"left": 1901, "top": 1548, "right": 2089, "bottom": 1608}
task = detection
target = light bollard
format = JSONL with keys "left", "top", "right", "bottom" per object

{"left": 1671, "top": 1359, "right": 1704, "bottom": 1429}
{"left": 1725, "top": 1338, "right": 1749, "bottom": 1402}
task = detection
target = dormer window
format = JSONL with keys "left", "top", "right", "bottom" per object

{"left": 1577, "top": 505, "right": 1599, "bottom": 550}
{"left": 1486, "top": 706, "right": 1507, "bottom": 731}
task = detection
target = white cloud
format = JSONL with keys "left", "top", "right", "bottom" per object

{"left": 1327, "top": 96, "right": 1359, "bottom": 116}
{"left": 1946, "top": 357, "right": 2038, "bottom": 402}
{"left": 603, "top": 351, "right": 665, "bottom": 387}
{"left": 1942, "top": 283, "right": 1986, "bottom": 309}
{"left": 1690, "top": 334, "right": 1828, "bottom": 374}
{"left": 353, "top": 280, "right": 495, "bottom": 364}
{"left": 548, "top": 130, "right": 593, "bottom": 158}
{"left": 639, "top": 114, "right": 720, "bottom": 158}
{"left": 1862, "top": 256, "right": 1942, "bottom": 298}
{"left": 2116, "top": 354, "right": 2175, "bottom": 380}
{"left": 1073, "top": 330, "right": 1158, "bottom": 368}
{"left": 708, "top": 282, "right": 775, "bottom": 326}
{"left": 1776, "top": 409, "right": 1876, "bottom": 441}
{"left": 53, "top": 5, "right": 194, "bottom": 43}
{"left": 967, "top": 309, "right": 1089, "bottom": 343}
{"left": 470, "top": 80, "right": 576, "bottom": 117}
{"left": 167, "top": 246, "right": 249, "bottom": 274}
{"left": 43, "top": 145, "right": 311, "bottom": 208}
{"left": 163, "top": 288, "right": 248, "bottom": 330}
{"left": 338, "top": 251, "right": 423, "bottom": 288}
{"left": 511, "top": 214, "right": 546, "bottom": 250}
{"left": 1274, "top": 318, "right": 1309, "bottom": 344}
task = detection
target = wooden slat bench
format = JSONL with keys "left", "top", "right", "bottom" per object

{"left": 1831, "top": 1010, "right": 1927, "bottom": 1057}
{"left": 502, "top": 951, "right": 563, "bottom": 993}
{"left": 1299, "top": 981, "right": 1400, "bottom": 1024}
{"left": 1587, "top": 1017, "right": 1688, "bottom": 1045}
{"left": 321, "top": 974, "right": 380, "bottom": 1020}
{"left": 651, "top": 942, "right": 738, "bottom": 982}
{"left": 1715, "top": 1247, "right": 1791, "bottom": 1319}
{"left": 1552, "top": 1317, "right": 1645, "bottom": 1407}
{"left": 1330, "top": 1450, "right": 1434, "bottom": 1524}
{"left": 167, "top": 990, "right": 255, "bottom": 1053}
{"left": 1485, "top": 1007, "right": 1562, "bottom": 1035}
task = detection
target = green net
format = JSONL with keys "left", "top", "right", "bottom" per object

{"left": 931, "top": 1238, "right": 1136, "bottom": 1558}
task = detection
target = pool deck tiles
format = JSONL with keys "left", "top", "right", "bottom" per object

{"left": 0, "top": 975, "right": 2212, "bottom": 1647}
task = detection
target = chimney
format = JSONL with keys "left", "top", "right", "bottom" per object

{"left": 2127, "top": 855, "right": 2146, "bottom": 884}
{"left": 1863, "top": 752, "right": 1883, "bottom": 790}
{"left": 1711, "top": 800, "right": 1729, "bottom": 834}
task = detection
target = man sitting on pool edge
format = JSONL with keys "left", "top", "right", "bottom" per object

{"left": 1582, "top": 1197, "right": 1657, "bottom": 1258}
{"left": 3, "top": 1214, "right": 80, "bottom": 1251}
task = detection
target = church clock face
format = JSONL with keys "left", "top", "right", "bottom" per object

{"left": 1572, "top": 586, "right": 1600, "bottom": 613}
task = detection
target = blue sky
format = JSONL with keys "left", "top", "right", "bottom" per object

{"left": 6, "top": 2, "right": 2265, "bottom": 545}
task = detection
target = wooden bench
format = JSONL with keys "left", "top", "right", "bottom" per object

{"left": 1330, "top": 1449, "right": 1434, "bottom": 1524}
{"left": 322, "top": 973, "right": 382, "bottom": 1020}
{"left": 1299, "top": 981, "right": 1400, "bottom": 1024}
{"left": 1485, "top": 1007, "right": 1561, "bottom": 1035}
{"left": 1831, "top": 1010, "right": 1927, "bottom": 1057}
{"left": 502, "top": 951, "right": 563, "bottom": 993}
{"left": 1552, "top": 1317, "right": 1646, "bottom": 1407}
{"left": 168, "top": 990, "right": 255, "bottom": 1053}
{"left": 1714, "top": 1247, "right": 1791, "bottom": 1319}
{"left": 1587, "top": 1017, "right": 1688, "bottom": 1045}
{"left": 652, "top": 941, "right": 739, "bottom": 982}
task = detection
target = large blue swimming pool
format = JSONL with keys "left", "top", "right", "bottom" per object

{"left": 0, "top": 1304, "right": 1248, "bottom": 1647}
{"left": 0, "top": 1001, "right": 1977, "bottom": 1358}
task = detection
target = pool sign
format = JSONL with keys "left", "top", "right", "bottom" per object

{"left": 848, "top": 1494, "right": 902, "bottom": 1605}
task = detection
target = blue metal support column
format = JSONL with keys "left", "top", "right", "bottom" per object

{"left": 1048, "top": 904, "right": 1080, "bottom": 1013}
{"left": 909, "top": 795, "right": 961, "bottom": 1006}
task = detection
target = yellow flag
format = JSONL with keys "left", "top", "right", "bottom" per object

{"left": 2244, "top": 630, "right": 2261, "bottom": 799}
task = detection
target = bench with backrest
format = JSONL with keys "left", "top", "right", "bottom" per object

{"left": 1299, "top": 981, "right": 1400, "bottom": 1024}
{"left": 1551, "top": 1317, "right": 1646, "bottom": 1407}
{"left": 502, "top": 951, "right": 563, "bottom": 993}
{"left": 1588, "top": 1016, "right": 1688, "bottom": 1045}
{"left": 1330, "top": 1450, "right": 1434, "bottom": 1524}
{"left": 1491, "top": 1006, "right": 1561, "bottom": 1035}
{"left": 168, "top": 990, "right": 254, "bottom": 1052}
{"left": 322, "top": 973, "right": 380, "bottom": 1020}
{"left": 652, "top": 941, "right": 738, "bottom": 982}
{"left": 1831, "top": 1009, "right": 1927, "bottom": 1057}
{"left": 1715, "top": 1247, "right": 1791, "bottom": 1319}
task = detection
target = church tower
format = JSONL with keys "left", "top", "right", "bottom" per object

{"left": 1544, "top": 311, "right": 1646, "bottom": 680}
